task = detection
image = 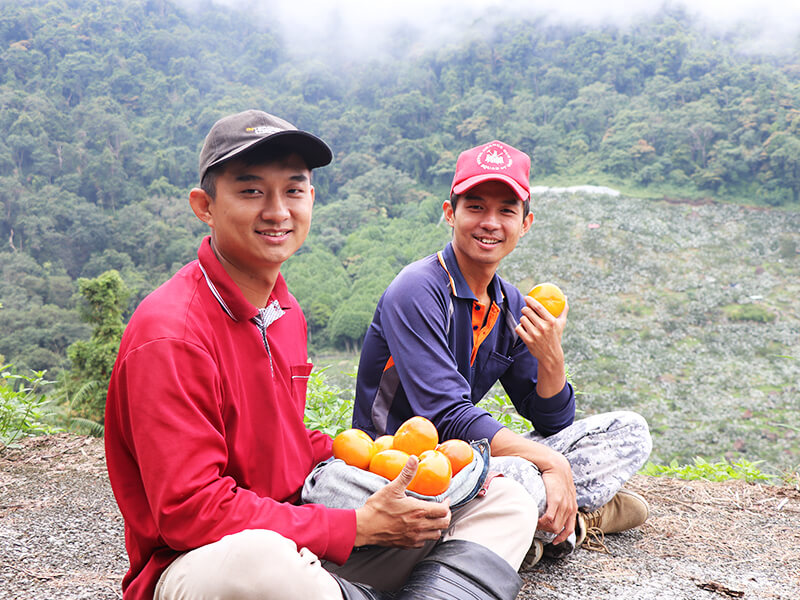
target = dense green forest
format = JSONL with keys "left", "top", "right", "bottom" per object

{"left": 1, "top": 0, "right": 799, "bottom": 442}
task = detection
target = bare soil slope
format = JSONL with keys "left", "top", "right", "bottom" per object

{"left": 1, "top": 434, "right": 798, "bottom": 600}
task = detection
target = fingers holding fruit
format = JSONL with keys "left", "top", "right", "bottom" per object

{"left": 355, "top": 477, "right": 451, "bottom": 548}
{"left": 516, "top": 282, "right": 568, "bottom": 363}
{"left": 369, "top": 448, "right": 412, "bottom": 481}
{"left": 523, "top": 283, "right": 569, "bottom": 326}
{"left": 348, "top": 417, "right": 457, "bottom": 548}
{"left": 527, "top": 282, "right": 566, "bottom": 318}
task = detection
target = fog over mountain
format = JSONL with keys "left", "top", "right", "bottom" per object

{"left": 194, "top": 0, "right": 800, "bottom": 58}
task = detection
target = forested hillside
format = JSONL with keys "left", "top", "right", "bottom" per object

{"left": 1, "top": 0, "right": 798, "bottom": 466}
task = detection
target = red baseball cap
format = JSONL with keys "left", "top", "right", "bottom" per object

{"left": 450, "top": 140, "right": 531, "bottom": 201}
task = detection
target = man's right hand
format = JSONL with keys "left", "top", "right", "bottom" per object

{"left": 354, "top": 455, "right": 452, "bottom": 548}
{"left": 536, "top": 449, "right": 578, "bottom": 545}
{"left": 490, "top": 427, "right": 578, "bottom": 544}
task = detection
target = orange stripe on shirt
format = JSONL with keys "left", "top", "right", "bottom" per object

{"left": 470, "top": 301, "right": 500, "bottom": 366}
{"left": 436, "top": 251, "right": 457, "bottom": 296}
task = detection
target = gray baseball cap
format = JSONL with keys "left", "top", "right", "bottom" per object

{"left": 198, "top": 109, "right": 333, "bottom": 181}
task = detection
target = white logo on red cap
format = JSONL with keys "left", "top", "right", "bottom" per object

{"left": 476, "top": 143, "right": 512, "bottom": 171}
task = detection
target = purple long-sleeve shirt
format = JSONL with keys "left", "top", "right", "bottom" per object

{"left": 353, "top": 242, "right": 575, "bottom": 443}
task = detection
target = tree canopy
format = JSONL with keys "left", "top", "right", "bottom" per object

{"left": 1, "top": 0, "right": 799, "bottom": 377}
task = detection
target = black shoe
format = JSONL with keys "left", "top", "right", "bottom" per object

{"left": 394, "top": 540, "right": 522, "bottom": 600}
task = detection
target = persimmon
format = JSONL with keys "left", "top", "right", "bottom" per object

{"left": 373, "top": 435, "right": 394, "bottom": 454}
{"left": 436, "top": 439, "right": 474, "bottom": 475}
{"left": 369, "top": 449, "right": 410, "bottom": 481}
{"left": 393, "top": 416, "right": 439, "bottom": 457}
{"left": 332, "top": 428, "right": 375, "bottom": 470}
{"left": 408, "top": 450, "right": 452, "bottom": 496}
{"left": 527, "top": 282, "right": 565, "bottom": 317}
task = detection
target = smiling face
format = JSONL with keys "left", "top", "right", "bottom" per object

{"left": 443, "top": 180, "right": 534, "bottom": 275}
{"left": 189, "top": 152, "right": 314, "bottom": 304}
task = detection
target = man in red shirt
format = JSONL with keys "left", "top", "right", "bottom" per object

{"left": 105, "top": 110, "right": 538, "bottom": 600}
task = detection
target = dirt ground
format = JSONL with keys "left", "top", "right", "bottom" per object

{"left": 1, "top": 434, "right": 799, "bottom": 600}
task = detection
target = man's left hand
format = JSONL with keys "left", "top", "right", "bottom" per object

{"left": 516, "top": 295, "right": 569, "bottom": 397}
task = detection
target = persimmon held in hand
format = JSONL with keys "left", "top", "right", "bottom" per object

{"left": 332, "top": 428, "right": 375, "bottom": 470}
{"left": 408, "top": 450, "right": 452, "bottom": 496}
{"left": 527, "top": 282, "right": 565, "bottom": 317}
{"left": 393, "top": 416, "right": 439, "bottom": 457}
{"left": 436, "top": 439, "right": 474, "bottom": 475}
{"left": 369, "top": 448, "right": 410, "bottom": 481}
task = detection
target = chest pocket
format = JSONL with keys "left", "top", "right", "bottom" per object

{"left": 471, "top": 351, "right": 512, "bottom": 403}
{"left": 291, "top": 363, "right": 313, "bottom": 415}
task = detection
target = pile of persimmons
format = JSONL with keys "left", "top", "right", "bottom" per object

{"left": 332, "top": 416, "right": 473, "bottom": 496}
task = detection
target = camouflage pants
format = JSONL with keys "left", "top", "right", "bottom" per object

{"left": 489, "top": 410, "right": 652, "bottom": 550}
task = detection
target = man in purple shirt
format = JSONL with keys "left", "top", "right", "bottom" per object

{"left": 355, "top": 140, "right": 652, "bottom": 564}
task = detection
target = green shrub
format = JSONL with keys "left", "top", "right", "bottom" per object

{"left": 1, "top": 366, "right": 59, "bottom": 449}
{"left": 303, "top": 367, "right": 354, "bottom": 438}
{"left": 641, "top": 456, "right": 773, "bottom": 483}
{"left": 722, "top": 303, "right": 776, "bottom": 323}
{"left": 59, "top": 270, "right": 130, "bottom": 424}
{"left": 481, "top": 392, "right": 532, "bottom": 434}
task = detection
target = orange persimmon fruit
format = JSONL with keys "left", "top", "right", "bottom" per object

{"left": 332, "top": 428, "right": 375, "bottom": 470}
{"left": 527, "top": 282, "right": 566, "bottom": 317}
{"left": 393, "top": 416, "right": 439, "bottom": 457}
{"left": 369, "top": 449, "right": 411, "bottom": 481}
{"left": 408, "top": 450, "right": 452, "bottom": 496}
{"left": 436, "top": 439, "right": 474, "bottom": 476}
{"left": 373, "top": 435, "right": 395, "bottom": 454}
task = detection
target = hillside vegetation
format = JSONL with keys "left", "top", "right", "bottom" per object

{"left": 0, "top": 0, "right": 798, "bottom": 471}
{"left": 308, "top": 190, "right": 800, "bottom": 474}
{"left": 503, "top": 191, "right": 799, "bottom": 472}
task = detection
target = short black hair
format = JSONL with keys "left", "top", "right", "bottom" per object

{"left": 449, "top": 192, "right": 531, "bottom": 219}
{"left": 200, "top": 142, "right": 310, "bottom": 199}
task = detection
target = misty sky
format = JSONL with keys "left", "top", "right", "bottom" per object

{"left": 208, "top": 0, "right": 799, "bottom": 58}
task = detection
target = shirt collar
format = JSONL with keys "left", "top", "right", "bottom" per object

{"left": 440, "top": 242, "right": 504, "bottom": 306}
{"left": 197, "top": 236, "right": 293, "bottom": 322}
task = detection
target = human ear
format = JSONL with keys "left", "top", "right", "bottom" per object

{"left": 189, "top": 188, "right": 214, "bottom": 227}
{"left": 520, "top": 211, "right": 534, "bottom": 235}
{"left": 442, "top": 200, "right": 455, "bottom": 227}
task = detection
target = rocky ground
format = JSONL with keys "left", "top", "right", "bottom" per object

{"left": 1, "top": 434, "right": 799, "bottom": 600}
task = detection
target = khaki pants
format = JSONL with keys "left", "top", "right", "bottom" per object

{"left": 154, "top": 476, "right": 536, "bottom": 600}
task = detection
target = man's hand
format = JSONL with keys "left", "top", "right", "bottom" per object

{"left": 536, "top": 449, "right": 578, "bottom": 545}
{"left": 491, "top": 428, "right": 577, "bottom": 545}
{"left": 354, "top": 455, "right": 451, "bottom": 548}
{"left": 516, "top": 295, "right": 569, "bottom": 399}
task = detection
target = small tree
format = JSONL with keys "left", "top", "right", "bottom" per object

{"left": 60, "top": 270, "right": 130, "bottom": 424}
{"left": 327, "top": 296, "right": 375, "bottom": 352}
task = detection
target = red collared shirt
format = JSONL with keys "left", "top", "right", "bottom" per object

{"left": 105, "top": 236, "right": 355, "bottom": 600}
